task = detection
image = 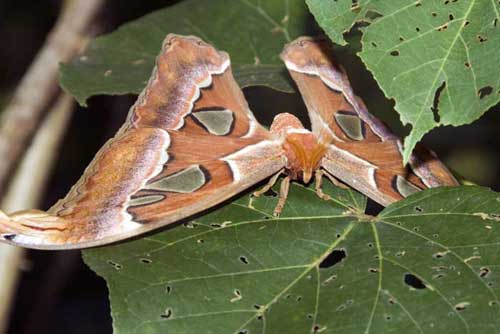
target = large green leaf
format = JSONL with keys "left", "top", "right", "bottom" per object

{"left": 307, "top": 0, "right": 500, "bottom": 163}
{"left": 60, "top": 0, "right": 320, "bottom": 106}
{"left": 84, "top": 183, "right": 500, "bottom": 333}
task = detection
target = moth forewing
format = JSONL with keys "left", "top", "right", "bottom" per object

{"left": 0, "top": 34, "right": 285, "bottom": 249}
{"left": 281, "top": 36, "right": 458, "bottom": 207}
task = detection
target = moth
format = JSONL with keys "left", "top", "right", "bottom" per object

{"left": 0, "top": 34, "right": 458, "bottom": 249}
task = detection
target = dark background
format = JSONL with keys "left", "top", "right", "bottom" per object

{"left": 1, "top": 1, "right": 499, "bottom": 333}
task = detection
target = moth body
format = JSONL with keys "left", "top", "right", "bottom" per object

{"left": 270, "top": 113, "right": 326, "bottom": 183}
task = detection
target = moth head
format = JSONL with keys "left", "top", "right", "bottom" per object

{"left": 283, "top": 133, "right": 327, "bottom": 184}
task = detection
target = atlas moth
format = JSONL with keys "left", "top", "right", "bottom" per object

{"left": 0, "top": 34, "right": 458, "bottom": 249}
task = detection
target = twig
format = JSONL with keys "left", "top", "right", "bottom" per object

{"left": 0, "top": 93, "right": 75, "bottom": 333}
{"left": 0, "top": 0, "right": 104, "bottom": 331}
{"left": 0, "top": 0, "right": 103, "bottom": 197}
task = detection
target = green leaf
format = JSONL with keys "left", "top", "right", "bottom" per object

{"left": 60, "top": 0, "right": 320, "bottom": 106}
{"left": 307, "top": 0, "right": 500, "bottom": 163}
{"left": 84, "top": 183, "right": 500, "bottom": 333}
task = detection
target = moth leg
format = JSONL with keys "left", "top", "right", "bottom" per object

{"left": 323, "top": 169, "right": 350, "bottom": 189}
{"left": 315, "top": 169, "right": 331, "bottom": 201}
{"left": 273, "top": 175, "right": 291, "bottom": 217}
{"left": 253, "top": 169, "right": 284, "bottom": 198}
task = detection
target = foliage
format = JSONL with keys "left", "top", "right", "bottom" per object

{"left": 85, "top": 183, "right": 500, "bottom": 333}
{"left": 307, "top": 0, "right": 500, "bottom": 163}
{"left": 55, "top": 1, "right": 500, "bottom": 333}
{"left": 60, "top": 0, "right": 318, "bottom": 106}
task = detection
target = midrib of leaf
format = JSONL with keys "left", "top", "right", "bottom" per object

{"left": 401, "top": 0, "right": 476, "bottom": 163}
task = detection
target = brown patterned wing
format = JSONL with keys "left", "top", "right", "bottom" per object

{"left": 0, "top": 35, "right": 285, "bottom": 249}
{"left": 281, "top": 37, "right": 458, "bottom": 206}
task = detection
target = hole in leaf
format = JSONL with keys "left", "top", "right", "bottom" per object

{"left": 166, "top": 286, "right": 172, "bottom": 294}
{"left": 390, "top": 50, "right": 400, "bottom": 56}
{"left": 197, "top": 239, "right": 205, "bottom": 244}
{"left": 183, "top": 222, "right": 195, "bottom": 228}
{"left": 369, "top": 268, "right": 379, "bottom": 273}
{"left": 335, "top": 233, "right": 341, "bottom": 238}
{"left": 433, "top": 251, "right": 448, "bottom": 258}
{"left": 253, "top": 304, "right": 262, "bottom": 310}
{"left": 477, "top": 35, "right": 488, "bottom": 43}
{"left": 231, "top": 289, "right": 242, "bottom": 303}
{"left": 239, "top": 256, "right": 249, "bottom": 265}
{"left": 238, "top": 330, "right": 248, "bottom": 334}
{"left": 416, "top": 27, "right": 421, "bottom": 32}
{"left": 385, "top": 314, "right": 392, "bottom": 321}
{"left": 367, "top": 242, "right": 374, "bottom": 248}
{"left": 399, "top": 36, "right": 405, "bottom": 41}
{"left": 478, "top": 86, "right": 493, "bottom": 99}
{"left": 319, "top": 249, "right": 346, "bottom": 268}
{"left": 454, "top": 302, "right": 470, "bottom": 311}
{"left": 263, "top": 188, "right": 277, "bottom": 197}
{"left": 489, "top": 301, "right": 497, "bottom": 306}
{"left": 431, "top": 81, "right": 446, "bottom": 122}
{"left": 437, "top": 23, "right": 449, "bottom": 32}
{"left": 415, "top": 206, "right": 423, "bottom": 213}
{"left": 413, "top": 227, "right": 420, "bottom": 232}
{"left": 307, "top": 313, "right": 313, "bottom": 319}
{"left": 140, "top": 258, "right": 152, "bottom": 264}
{"left": 464, "top": 20, "right": 470, "bottom": 27}
{"left": 449, "top": 14, "right": 454, "bottom": 20}
{"left": 323, "top": 274, "right": 337, "bottom": 285}
{"left": 107, "top": 261, "right": 122, "bottom": 270}
{"left": 371, "top": 42, "right": 378, "bottom": 47}
{"left": 464, "top": 62, "right": 471, "bottom": 68}
{"left": 210, "top": 223, "right": 222, "bottom": 228}
{"left": 479, "top": 267, "right": 491, "bottom": 278}
{"left": 313, "top": 325, "right": 327, "bottom": 332}
{"left": 296, "top": 296, "right": 302, "bottom": 302}
{"left": 415, "top": 1, "right": 422, "bottom": 7}
{"left": 404, "top": 273, "right": 426, "bottom": 289}
{"left": 388, "top": 298, "right": 396, "bottom": 305}
{"left": 160, "top": 308, "right": 172, "bottom": 319}
{"left": 431, "top": 12, "right": 437, "bottom": 17}
{"left": 351, "top": 0, "right": 361, "bottom": 12}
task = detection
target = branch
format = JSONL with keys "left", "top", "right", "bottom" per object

{"left": 0, "top": 0, "right": 103, "bottom": 196}
{"left": 0, "top": 92, "right": 75, "bottom": 333}
{"left": 0, "top": 0, "right": 104, "bottom": 331}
